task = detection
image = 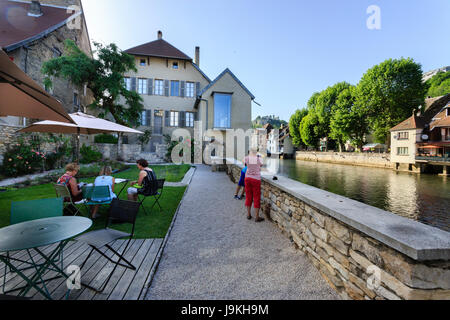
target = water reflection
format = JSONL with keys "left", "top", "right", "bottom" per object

{"left": 265, "top": 159, "right": 450, "bottom": 232}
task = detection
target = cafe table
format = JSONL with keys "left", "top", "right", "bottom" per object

{"left": 0, "top": 216, "right": 92, "bottom": 300}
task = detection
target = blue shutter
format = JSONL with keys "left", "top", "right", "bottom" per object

{"left": 180, "top": 81, "right": 185, "bottom": 98}
{"left": 148, "top": 78, "right": 153, "bottom": 95}
{"left": 164, "top": 80, "right": 170, "bottom": 97}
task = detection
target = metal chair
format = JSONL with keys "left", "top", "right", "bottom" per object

{"left": 3, "top": 198, "right": 64, "bottom": 294}
{"left": 82, "top": 185, "right": 114, "bottom": 216}
{"left": 76, "top": 198, "right": 141, "bottom": 293}
{"left": 54, "top": 184, "right": 83, "bottom": 216}
{"left": 138, "top": 179, "right": 165, "bottom": 215}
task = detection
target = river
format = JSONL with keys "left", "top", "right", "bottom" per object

{"left": 265, "top": 159, "right": 450, "bottom": 232}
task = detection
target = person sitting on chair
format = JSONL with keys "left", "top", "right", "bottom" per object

{"left": 90, "top": 166, "right": 117, "bottom": 219}
{"left": 57, "top": 163, "right": 83, "bottom": 215}
{"left": 127, "top": 159, "right": 157, "bottom": 202}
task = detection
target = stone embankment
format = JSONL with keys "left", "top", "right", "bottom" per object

{"left": 295, "top": 151, "right": 394, "bottom": 169}
{"left": 226, "top": 161, "right": 450, "bottom": 300}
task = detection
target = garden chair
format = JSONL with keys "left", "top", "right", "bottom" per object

{"left": 82, "top": 185, "right": 114, "bottom": 216}
{"left": 75, "top": 198, "right": 140, "bottom": 293}
{"left": 137, "top": 179, "right": 165, "bottom": 215}
{"left": 3, "top": 198, "right": 64, "bottom": 295}
{"left": 54, "top": 184, "right": 84, "bottom": 217}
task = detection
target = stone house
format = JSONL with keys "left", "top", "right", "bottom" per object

{"left": 121, "top": 31, "right": 256, "bottom": 160}
{"left": 0, "top": 0, "right": 92, "bottom": 159}
{"left": 390, "top": 95, "right": 450, "bottom": 174}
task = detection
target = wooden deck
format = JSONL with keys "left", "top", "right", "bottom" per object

{"left": 0, "top": 239, "right": 163, "bottom": 300}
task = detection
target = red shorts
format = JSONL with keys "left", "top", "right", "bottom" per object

{"left": 245, "top": 178, "right": 261, "bottom": 209}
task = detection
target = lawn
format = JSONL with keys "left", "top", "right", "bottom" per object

{"left": 0, "top": 164, "right": 191, "bottom": 238}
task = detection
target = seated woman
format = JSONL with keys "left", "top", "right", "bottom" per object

{"left": 90, "top": 166, "right": 117, "bottom": 219}
{"left": 127, "top": 159, "right": 157, "bottom": 202}
{"left": 57, "top": 163, "right": 83, "bottom": 215}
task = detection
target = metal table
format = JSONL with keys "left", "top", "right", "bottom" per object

{"left": 115, "top": 179, "right": 130, "bottom": 197}
{"left": 0, "top": 217, "right": 92, "bottom": 300}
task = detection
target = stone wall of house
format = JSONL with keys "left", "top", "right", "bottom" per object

{"left": 295, "top": 151, "right": 394, "bottom": 169}
{"left": 0, "top": 125, "right": 24, "bottom": 163}
{"left": 226, "top": 163, "right": 450, "bottom": 300}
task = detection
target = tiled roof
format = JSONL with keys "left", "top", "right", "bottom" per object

{"left": 0, "top": 0, "right": 79, "bottom": 51}
{"left": 124, "top": 39, "right": 192, "bottom": 61}
{"left": 430, "top": 110, "right": 450, "bottom": 130}
{"left": 390, "top": 115, "right": 425, "bottom": 132}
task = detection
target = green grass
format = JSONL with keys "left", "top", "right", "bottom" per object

{"left": 0, "top": 165, "right": 191, "bottom": 238}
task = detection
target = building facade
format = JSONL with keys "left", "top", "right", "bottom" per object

{"left": 390, "top": 95, "right": 450, "bottom": 174}
{"left": 122, "top": 31, "right": 255, "bottom": 159}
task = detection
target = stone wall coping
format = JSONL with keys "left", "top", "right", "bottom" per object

{"left": 227, "top": 160, "right": 450, "bottom": 261}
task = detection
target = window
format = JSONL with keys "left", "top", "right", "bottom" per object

{"left": 186, "top": 112, "right": 194, "bottom": 127}
{"left": 171, "top": 81, "right": 180, "bottom": 97}
{"left": 73, "top": 92, "right": 79, "bottom": 107}
{"left": 140, "top": 110, "right": 151, "bottom": 126}
{"left": 172, "top": 62, "right": 179, "bottom": 70}
{"left": 214, "top": 93, "right": 232, "bottom": 129}
{"left": 445, "top": 128, "right": 450, "bottom": 141}
{"left": 397, "top": 147, "right": 409, "bottom": 156}
{"left": 398, "top": 132, "right": 409, "bottom": 140}
{"left": 138, "top": 78, "right": 148, "bottom": 95}
{"left": 170, "top": 111, "right": 179, "bottom": 127}
{"left": 186, "top": 82, "right": 195, "bottom": 98}
{"left": 124, "top": 77, "right": 131, "bottom": 91}
{"left": 140, "top": 59, "right": 146, "bottom": 66}
{"left": 154, "top": 80, "right": 164, "bottom": 95}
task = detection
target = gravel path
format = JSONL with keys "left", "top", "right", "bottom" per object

{"left": 145, "top": 165, "right": 339, "bottom": 300}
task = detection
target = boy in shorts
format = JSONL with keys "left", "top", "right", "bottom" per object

{"left": 234, "top": 164, "right": 247, "bottom": 200}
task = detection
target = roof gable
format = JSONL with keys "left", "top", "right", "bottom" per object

{"left": 0, "top": 0, "right": 80, "bottom": 51}
{"left": 124, "top": 39, "right": 192, "bottom": 61}
{"left": 390, "top": 115, "right": 425, "bottom": 132}
{"left": 198, "top": 68, "right": 255, "bottom": 100}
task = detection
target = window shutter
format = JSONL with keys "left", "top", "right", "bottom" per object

{"left": 180, "top": 111, "right": 186, "bottom": 127}
{"left": 131, "top": 77, "right": 137, "bottom": 92}
{"left": 146, "top": 110, "right": 152, "bottom": 127}
{"left": 196, "top": 82, "right": 200, "bottom": 97}
{"left": 148, "top": 78, "right": 153, "bottom": 95}
{"left": 164, "top": 80, "right": 170, "bottom": 97}
{"left": 180, "top": 81, "right": 185, "bottom": 98}
{"left": 165, "top": 111, "right": 170, "bottom": 127}
{"left": 194, "top": 111, "right": 199, "bottom": 121}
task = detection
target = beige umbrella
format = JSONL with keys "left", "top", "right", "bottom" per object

{"left": 19, "top": 112, "right": 144, "bottom": 161}
{"left": 0, "top": 49, "right": 75, "bottom": 124}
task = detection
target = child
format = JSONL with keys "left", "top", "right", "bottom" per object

{"left": 234, "top": 164, "right": 247, "bottom": 200}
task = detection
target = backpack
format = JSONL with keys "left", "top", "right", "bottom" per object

{"left": 139, "top": 169, "right": 158, "bottom": 196}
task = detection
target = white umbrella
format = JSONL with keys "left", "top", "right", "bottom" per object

{"left": 19, "top": 112, "right": 144, "bottom": 160}
{"left": 0, "top": 48, "right": 75, "bottom": 124}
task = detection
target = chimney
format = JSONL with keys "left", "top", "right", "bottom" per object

{"left": 157, "top": 30, "right": 163, "bottom": 40}
{"left": 195, "top": 46, "right": 200, "bottom": 66}
{"left": 28, "top": 1, "right": 43, "bottom": 17}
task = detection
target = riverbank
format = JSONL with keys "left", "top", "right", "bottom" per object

{"left": 296, "top": 151, "right": 394, "bottom": 169}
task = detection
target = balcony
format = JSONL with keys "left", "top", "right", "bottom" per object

{"left": 416, "top": 155, "right": 450, "bottom": 164}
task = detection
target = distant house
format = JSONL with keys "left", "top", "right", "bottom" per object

{"left": 267, "top": 124, "right": 294, "bottom": 158}
{"left": 390, "top": 95, "right": 450, "bottom": 174}
{"left": 121, "top": 31, "right": 256, "bottom": 159}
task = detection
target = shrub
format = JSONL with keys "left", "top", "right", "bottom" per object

{"left": 94, "top": 134, "right": 118, "bottom": 144}
{"left": 1, "top": 143, "right": 46, "bottom": 177}
{"left": 80, "top": 144, "right": 102, "bottom": 164}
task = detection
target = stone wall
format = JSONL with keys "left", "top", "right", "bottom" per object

{"left": 0, "top": 125, "right": 24, "bottom": 163}
{"left": 296, "top": 151, "right": 393, "bottom": 169}
{"left": 226, "top": 162, "right": 450, "bottom": 300}
{"left": 92, "top": 143, "right": 142, "bottom": 162}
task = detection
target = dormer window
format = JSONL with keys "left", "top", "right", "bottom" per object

{"left": 172, "top": 62, "right": 179, "bottom": 70}
{"left": 140, "top": 59, "right": 146, "bottom": 66}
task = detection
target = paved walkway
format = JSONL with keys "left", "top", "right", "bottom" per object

{"left": 145, "top": 165, "right": 339, "bottom": 300}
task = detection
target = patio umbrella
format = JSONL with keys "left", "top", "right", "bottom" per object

{"left": 18, "top": 112, "right": 144, "bottom": 161}
{"left": 0, "top": 49, "right": 74, "bottom": 124}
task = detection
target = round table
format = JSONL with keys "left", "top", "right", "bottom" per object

{"left": 0, "top": 217, "right": 92, "bottom": 300}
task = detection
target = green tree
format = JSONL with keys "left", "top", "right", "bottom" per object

{"left": 42, "top": 39, "right": 144, "bottom": 127}
{"left": 330, "top": 86, "right": 369, "bottom": 151}
{"left": 355, "top": 58, "right": 427, "bottom": 144}
{"left": 300, "top": 112, "right": 320, "bottom": 148}
{"left": 289, "top": 108, "right": 308, "bottom": 147}
{"left": 426, "top": 72, "right": 450, "bottom": 98}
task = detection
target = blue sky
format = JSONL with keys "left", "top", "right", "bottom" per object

{"left": 82, "top": 0, "right": 450, "bottom": 122}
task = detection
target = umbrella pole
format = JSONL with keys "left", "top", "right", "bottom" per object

{"left": 76, "top": 127, "right": 80, "bottom": 163}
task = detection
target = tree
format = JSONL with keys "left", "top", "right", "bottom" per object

{"left": 300, "top": 112, "right": 320, "bottom": 148}
{"left": 355, "top": 58, "right": 427, "bottom": 144}
{"left": 329, "top": 86, "right": 369, "bottom": 151}
{"left": 289, "top": 108, "right": 308, "bottom": 147}
{"left": 42, "top": 39, "right": 144, "bottom": 127}
{"left": 426, "top": 72, "right": 450, "bottom": 98}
